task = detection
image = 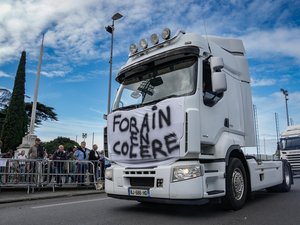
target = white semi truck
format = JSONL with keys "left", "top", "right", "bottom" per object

{"left": 105, "top": 28, "right": 293, "bottom": 210}
{"left": 279, "top": 125, "right": 300, "bottom": 175}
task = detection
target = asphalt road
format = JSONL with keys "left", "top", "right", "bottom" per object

{"left": 1, "top": 178, "right": 300, "bottom": 225}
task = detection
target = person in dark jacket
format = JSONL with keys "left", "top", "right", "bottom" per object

{"left": 52, "top": 145, "right": 67, "bottom": 185}
{"left": 28, "top": 138, "right": 45, "bottom": 183}
{"left": 88, "top": 144, "right": 100, "bottom": 182}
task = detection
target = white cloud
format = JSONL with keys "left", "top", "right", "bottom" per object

{"left": 240, "top": 28, "right": 300, "bottom": 62}
{"left": 61, "top": 75, "right": 86, "bottom": 83}
{"left": 0, "top": 0, "right": 299, "bottom": 67}
{"left": 40, "top": 70, "right": 66, "bottom": 78}
{"left": 89, "top": 107, "right": 105, "bottom": 115}
{"left": 251, "top": 78, "right": 276, "bottom": 87}
{"left": 0, "top": 0, "right": 101, "bottom": 64}
{"left": 0, "top": 71, "right": 12, "bottom": 78}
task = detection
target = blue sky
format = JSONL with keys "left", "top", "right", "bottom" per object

{"left": 0, "top": 0, "right": 299, "bottom": 153}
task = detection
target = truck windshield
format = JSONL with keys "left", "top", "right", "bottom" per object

{"left": 280, "top": 137, "right": 300, "bottom": 150}
{"left": 113, "top": 57, "right": 197, "bottom": 110}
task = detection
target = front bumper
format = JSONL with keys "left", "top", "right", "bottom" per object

{"left": 105, "top": 162, "right": 206, "bottom": 201}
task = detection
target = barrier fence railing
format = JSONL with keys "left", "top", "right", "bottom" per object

{"left": 0, "top": 158, "right": 105, "bottom": 193}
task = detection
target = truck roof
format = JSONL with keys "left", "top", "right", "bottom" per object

{"left": 281, "top": 125, "right": 300, "bottom": 137}
{"left": 118, "top": 31, "right": 250, "bottom": 83}
{"left": 206, "top": 36, "right": 246, "bottom": 55}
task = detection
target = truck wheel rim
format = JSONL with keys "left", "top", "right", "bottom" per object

{"left": 232, "top": 168, "right": 244, "bottom": 200}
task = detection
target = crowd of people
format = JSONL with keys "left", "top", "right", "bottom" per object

{"left": 0, "top": 138, "right": 108, "bottom": 186}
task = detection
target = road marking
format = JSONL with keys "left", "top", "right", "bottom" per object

{"left": 31, "top": 197, "right": 111, "bottom": 209}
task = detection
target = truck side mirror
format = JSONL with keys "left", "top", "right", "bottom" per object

{"left": 210, "top": 57, "right": 227, "bottom": 93}
{"left": 212, "top": 71, "right": 227, "bottom": 93}
{"left": 211, "top": 57, "right": 224, "bottom": 71}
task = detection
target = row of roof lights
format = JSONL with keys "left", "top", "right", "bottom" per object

{"left": 130, "top": 28, "right": 171, "bottom": 55}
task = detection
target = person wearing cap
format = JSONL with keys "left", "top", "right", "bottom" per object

{"left": 28, "top": 138, "right": 45, "bottom": 160}
{"left": 28, "top": 138, "right": 45, "bottom": 183}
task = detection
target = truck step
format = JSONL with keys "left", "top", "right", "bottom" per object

{"left": 207, "top": 190, "right": 224, "bottom": 195}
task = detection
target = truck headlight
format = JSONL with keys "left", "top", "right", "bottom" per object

{"left": 105, "top": 168, "right": 113, "bottom": 181}
{"left": 172, "top": 165, "right": 202, "bottom": 182}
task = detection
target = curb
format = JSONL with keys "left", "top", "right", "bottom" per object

{"left": 0, "top": 189, "right": 105, "bottom": 204}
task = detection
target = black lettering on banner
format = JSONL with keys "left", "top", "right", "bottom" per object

{"left": 152, "top": 105, "right": 157, "bottom": 129}
{"left": 152, "top": 139, "right": 167, "bottom": 159}
{"left": 140, "top": 145, "right": 151, "bottom": 158}
{"left": 120, "top": 118, "right": 129, "bottom": 132}
{"left": 111, "top": 104, "right": 180, "bottom": 160}
{"left": 158, "top": 106, "right": 171, "bottom": 128}
{"left": 130, "top": 131, "right": 139, "bottom": 146}
{"left": 164, "top": 133, "right": 179, "bottom": 154}
{"left": 129, "top": 131, "right": 138, "bottom": 158}
{"left": 113, "top": 141, "right": 121, "bottom": 155}
{"left": 140, "top": 132, "right": 149, "bottom": 146}
{"left": 140, "top": 113, "right": 150, "bottom": 150}
{"left": 113, "top": 114, "right": 122, "bottom": 132}
{"left": 121, "top": 142, "right": 129, "bottom": 155}
{"left": 130, "top": 117, "right": 139, "bottom": 133}
{"left": 129, "top": 145, "right": 137, "bottom": 158}
{"left": 141, "top": 113, "right": 150, "bottom": 133}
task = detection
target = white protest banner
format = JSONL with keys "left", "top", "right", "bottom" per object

{"left": 108, "top": 97, "right": 184, "bottom": 165}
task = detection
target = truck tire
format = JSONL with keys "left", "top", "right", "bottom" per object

{"left": 267, "top": 161, "right": 292, "bottom": 192}
{"left": 222, "top": 158, "right": 247, "bottom": 210}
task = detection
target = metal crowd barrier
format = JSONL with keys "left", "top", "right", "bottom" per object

{"left": 0, "top": 158, "right": 106, "bottom": 193}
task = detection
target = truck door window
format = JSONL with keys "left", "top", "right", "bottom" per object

{"left": 203, "top": 60, "right": 223, "bottom": 107}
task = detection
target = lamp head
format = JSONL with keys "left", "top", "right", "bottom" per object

{"left": 112, "top": 12, "right": 123, "bottom": 21}
{"left": 280, "top": 88, "right": 288, "bottom": 96}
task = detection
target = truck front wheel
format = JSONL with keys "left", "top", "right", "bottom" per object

{"left": 280, "top": 161, "right": 292, "bottom": 192}
{"left": 222, "top": 158, "right": 247, "bottom": 210}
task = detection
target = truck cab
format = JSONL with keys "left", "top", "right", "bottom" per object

{"left": 279, "top": 125, "right": 300, "bottom": 175}
{"left": 105, "top": 28, "right": 292, "bottom": 210}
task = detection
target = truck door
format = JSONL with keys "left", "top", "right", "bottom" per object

{"left": 200, "top": 59, "right": 228, "bottom": 147}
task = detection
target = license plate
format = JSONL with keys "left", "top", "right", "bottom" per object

{"left": 128, "top": 188, "right": 149, "bottom": 197}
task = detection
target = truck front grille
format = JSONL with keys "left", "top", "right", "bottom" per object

{"left": 285, "top": 152, "right": 300, "bottom": 174}
{"left": 129, "top": 177, "right": 155, "bottom": 187}
{"left": 124, "top": 169, "right": 156, "bottom": 187}
{"left": 124, "top": 170, "right": 155, "bottom": 175}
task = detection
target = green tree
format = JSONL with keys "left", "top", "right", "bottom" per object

{"left": 0, "top": 102, "right": 58, "bottom": 134}
{"left": 44, "top": 137, "right": 79, "bottom": 155}
{"left": 0, "top": 109, "right": 6, "bottom": 133}
{"left": 1, "top": 51, "right": 27, "bottom": 152}
{"left": 25, "top": 102, "right": 58, "bottom": 126}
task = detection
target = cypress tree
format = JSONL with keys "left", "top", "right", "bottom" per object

{"left": 1, "top": 51, "right": 27, "bottom": 152}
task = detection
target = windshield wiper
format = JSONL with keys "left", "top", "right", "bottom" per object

{"left": 113, "top": 104, "right": 141, "bottom": 112}
{"left": 114, "top": 94, "right": 181, "bottom": 112}
{"left": 141, "top": 94, "right": 181, "bottom": 107}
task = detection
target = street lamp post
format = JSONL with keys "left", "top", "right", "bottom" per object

{"left": 105, "top": 12, "right": 123, "bottom": 115}
{"left": 29, "top": 34, "right": 45, "bottom": 135}
{"left": 280, "top": 88, "right": 290, "bottom": 126}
